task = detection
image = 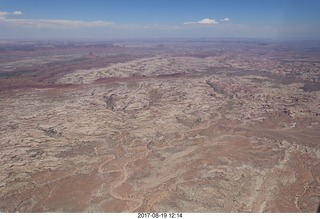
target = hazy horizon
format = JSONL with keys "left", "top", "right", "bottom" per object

{"left": 1, "top": 0, "right": 320, "bottom": 40}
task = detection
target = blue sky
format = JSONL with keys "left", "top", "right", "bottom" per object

{"left": 1, "top": 0, "right": 320, "bottom": 39}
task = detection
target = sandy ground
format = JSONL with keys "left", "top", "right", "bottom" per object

{"left": 0, "top": 42, "right": 319, "bottom": 212}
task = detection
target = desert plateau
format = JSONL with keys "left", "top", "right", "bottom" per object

{"left": 0, "top": 39, "right": 319, "bottom": 212}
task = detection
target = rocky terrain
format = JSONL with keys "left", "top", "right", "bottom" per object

{"left": 0, "top": 40, "right": 319, "bottom": 212}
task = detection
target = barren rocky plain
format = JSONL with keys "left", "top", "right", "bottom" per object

{"left": 0, "top": 39, "right": 319, "bottom": 212}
